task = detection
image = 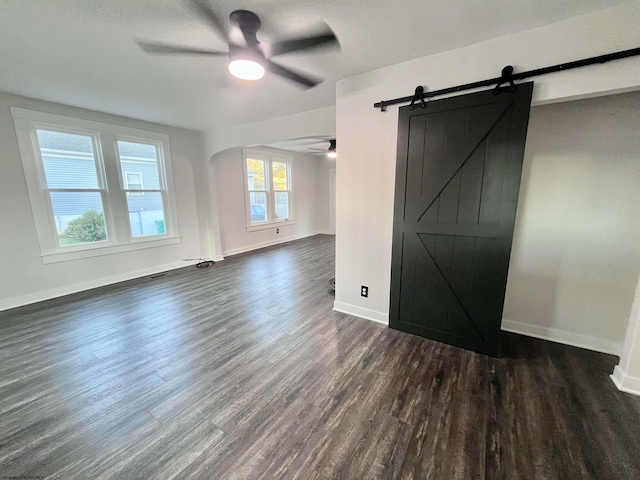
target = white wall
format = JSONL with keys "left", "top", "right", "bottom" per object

{"left": 334, "top": 4, "right": 640, "bottom": 347}
{"left": 315, "top": 156, "right": 337, "bottom": 233}
{"left": 202, "top": 106, "right": 336, "bottom": 260}
{"left": 502, "top": 92, "right": 640, "bottom": 355}
{"left": 0, "top": 93, "right": 207, "bottom": 311}
{"left": 212, "top": 146, "right": 333, "bottom": 257}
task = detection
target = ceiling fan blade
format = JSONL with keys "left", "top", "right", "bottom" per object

{"left": 186, "top": 0, "right": 229, "bottom": 42}
{"left": 270, "top": 25, "right": 340, "bottom": 57}
{"left": 136, "top": 40, "right": 227, "bottom": 56}
{"left": 266, "top": 60, "right": 323, "bottom": 88}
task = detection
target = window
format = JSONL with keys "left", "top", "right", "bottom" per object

{"left": 124, "top": 172, "right": 144, "bottom": 193}
{"left": 243, "top": 149, "right": 293, "bottom": 231}
{"left": 117, "top": 141, "right": 167, "bottom": 237}
{"left": 36, "top": 129, "right": 108, "bottom": 247}
{"left": 12, "top": 108, "right": 180, "bottom": 263}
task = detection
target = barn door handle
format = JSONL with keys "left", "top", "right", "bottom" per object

{"left": 493, "top": 65, "right": 518, "bottom": 95}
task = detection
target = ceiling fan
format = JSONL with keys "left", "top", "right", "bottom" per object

{"left": 309, "top": 139, "right": 337, "bottom": 158}
{"left": 136, "top": 0, "right": 340, "bottom": 88}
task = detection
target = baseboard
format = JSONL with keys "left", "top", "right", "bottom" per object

{"left": 326, "top": 310, "right": 620, "bottom": 353}
{"left": 222, "top": 231, "right": 325, "bottom": 257}
{"left": 501, "top": 319, "right": 622, "bottom": 356}
{"left": 610, "top": 365, "right": 640, "bottom": 396}
{"left": 333, "top": 301, "right": 389, "bottom": 325}
{"left": 0, "top": 260, "right": 194, "bottom": 312}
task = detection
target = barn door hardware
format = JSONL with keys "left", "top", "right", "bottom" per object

{"left": 493, "top": 66, "right": 516, "bottom": 95}
{"left": 374, "top": 46, "right": 640, "bottom": 111}
{"left": 409, "top": 86, "right": 427, "bottom": 109}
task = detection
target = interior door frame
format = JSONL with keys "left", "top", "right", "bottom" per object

{"left": 329, "top": 168, "right": 336, "bottom": 235}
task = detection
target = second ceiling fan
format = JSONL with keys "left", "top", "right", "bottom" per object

{"left": 136, "top": 0, "right": 340, "bottom": 88}
{"left": 307, "top": 139, "right": 336, "bottom": 158}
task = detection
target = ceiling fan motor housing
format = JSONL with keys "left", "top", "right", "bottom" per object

{"left": 230, "top": 9, "right": 261, "bottom": 45}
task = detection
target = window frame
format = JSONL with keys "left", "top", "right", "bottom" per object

{"left": 242, "top": 148, "right": 294, "bottom": 232}
{"left": 12, "top": 107, "right": 181, "bottom": 264}
{"left": 271, "top": 160, "right": 292, "bottom": 222}
{"left": 246, "top": 155, "right": 269, "bottom": 225}
{"left": 115, "top": 137, "right": 171, "bottom": 240}
{"left": 35, "top": 126, "right": 113, "bottom": 250}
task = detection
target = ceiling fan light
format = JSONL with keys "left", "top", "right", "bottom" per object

{"left": 228, "top": 59, "right": 265, "bottom": 80}
{"left": 327, "top": 139, "right": 337, "bottom": 158}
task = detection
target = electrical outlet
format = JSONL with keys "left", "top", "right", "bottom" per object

{"left": 361, "top": 286, "right": 368, "bottom": 297}
{"left": 276, "top": 228, "right": 280, "bottom": 234}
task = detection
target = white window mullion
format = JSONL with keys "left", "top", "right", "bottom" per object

{"left": 99, "top": 132, "right": 128, "bottom": 242}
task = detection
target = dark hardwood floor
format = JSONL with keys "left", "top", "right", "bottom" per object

{"left": 1, "top": 234, "right": 639, "bottom": 479}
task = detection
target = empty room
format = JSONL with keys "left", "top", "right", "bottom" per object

{"left": 1, "top": 1, "right": 640, "bottom": 478}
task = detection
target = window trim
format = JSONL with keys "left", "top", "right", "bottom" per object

{"left": 11, "top": 107, "right": 181, "bottom": 263}
{"left": 242, "top": 148, "right": 294, "bottom": 232}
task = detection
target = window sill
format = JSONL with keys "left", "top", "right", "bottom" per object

{"left": 40, "top": 236, "right": 182, "bottom": 264}
{"left": 246, "top": 219, "right": 295, "bottom": 232}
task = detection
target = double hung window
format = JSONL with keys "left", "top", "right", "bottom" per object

{"left": 244, "top": 149, "right": 293, "bottom": 231}
{"left": 12, "top": 108, "right": 180, "bottom": 263}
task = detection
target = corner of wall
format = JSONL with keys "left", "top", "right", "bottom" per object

{"left": 611, "top": 365, "right": 640, "bottom": 396}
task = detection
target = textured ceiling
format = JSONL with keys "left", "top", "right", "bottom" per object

{"left": 0, "top": 0, "right": 627, "bottom": 131}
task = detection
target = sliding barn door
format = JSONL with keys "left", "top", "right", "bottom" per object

{"left": 389, "top": 83, "right": 533, "bottom": 356}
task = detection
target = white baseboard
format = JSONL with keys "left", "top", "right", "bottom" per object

{"left": 333, "top": 301, "right": 389, "bottom": 325}
{"left": 324, "top": 310, "right": 620, "bottom": 355}
{"left": 501, "top": 319, "right": 622, "bottom": 356}
{"left": 0, "top": 260, "right": 194, "bottom": 312}
{"left": 222, "top": 231, "right": 326, "bottom": 257}
{"left": 610, "top": 365, "right": 640, "bottom": 396}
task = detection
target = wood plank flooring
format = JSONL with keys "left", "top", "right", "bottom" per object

{"left": 1, "top": 234, "right": 639, "bottom": 479}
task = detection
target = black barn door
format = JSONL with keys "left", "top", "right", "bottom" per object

{"left": 389, "top": 83, "right": 533, "bottom": 356}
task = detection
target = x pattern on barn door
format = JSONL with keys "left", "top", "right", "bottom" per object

{"left": 390, "top": 84, "right": 533, "bottom": 355}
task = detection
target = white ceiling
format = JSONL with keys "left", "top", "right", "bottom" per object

{"left": 266, "top": 136, "right": 335, "bottom": 156}
{"left": 0, "top": 0, "right": 626, "bottom": 132}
